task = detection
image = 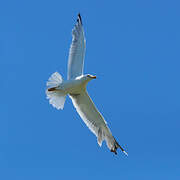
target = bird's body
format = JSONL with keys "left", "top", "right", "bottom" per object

{"left": 48, "top": 75, "right": 94, "bottom": 94}
{"left": 46, "top": 14, "right": 128, "bottom": 155}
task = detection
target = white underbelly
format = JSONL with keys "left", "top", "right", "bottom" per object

{"left": 61, "top": 80, "right": 85, "bottom": 94}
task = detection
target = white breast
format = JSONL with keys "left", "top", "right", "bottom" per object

{"left": 61, "top": 79, "right": 85, "bottom": 94}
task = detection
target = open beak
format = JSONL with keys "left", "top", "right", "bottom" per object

{"left": 91, "top": 76, "right": 96, "bottom": 79}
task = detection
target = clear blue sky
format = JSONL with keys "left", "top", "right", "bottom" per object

{"left": 0, "top": 0, "right": 180, "bottom": 179}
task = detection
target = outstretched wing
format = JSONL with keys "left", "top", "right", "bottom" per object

{"left": 67, "top": 14, "right": 86, "bottom": 80}
{"left": 69, "top": 91, "right": 108, "bottom": 146}
{"left": 69, "top": 91, "right": 128, "bottom": 155}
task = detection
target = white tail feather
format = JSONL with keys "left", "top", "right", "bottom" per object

{"left": 46, "top": 72, "right": 63, "bottom": 88}
{"left": 46, "top": 72, "right": 66, "bottom": 110}
{"left": 46, "top": 90, "right": 66, "bottom": 110}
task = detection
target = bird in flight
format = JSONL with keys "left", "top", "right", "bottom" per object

{"left": 46, "top": 14, "right": 128, "bottom": 155}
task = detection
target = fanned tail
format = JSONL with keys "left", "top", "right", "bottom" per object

{"left": 46, "top": 72, "right": 63, "bottom": 87}
{"left": 46, "top": 72, "right": 66, "bottom": 110}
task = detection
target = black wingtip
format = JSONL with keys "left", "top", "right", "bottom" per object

{"left": 77, "top": 13, "right": 82, "bottom": 25}
{"left": 111, "top": 149, "right": 118, "bottom": 155}
{"left": 113, "top": 136, "right": 128, "bottom": 156}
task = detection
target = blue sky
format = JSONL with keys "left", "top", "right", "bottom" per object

{"left": 0, "top": 0, "right": 180, "bottom": 179}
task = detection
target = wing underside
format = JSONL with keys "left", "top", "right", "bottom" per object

{"left": 70, "top": 91, "right": 128, "bottom": 155}
{"left": 67, "top": 14, "right": 86, "bottom": 80}
{"left": 69, "top": 91, "right": 107, "bottom": 146}
{"left": 70, "top": 91, "right": 112, "bottom": 146}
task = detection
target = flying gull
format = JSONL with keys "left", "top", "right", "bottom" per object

{"left": 46, "top": 14, "right": 128, "bottom": 155}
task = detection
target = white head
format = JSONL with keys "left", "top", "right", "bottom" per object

{"left": 77, "top": 74, "right": 96, "bottom": 83}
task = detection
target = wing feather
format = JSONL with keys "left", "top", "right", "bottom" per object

{"left": 70, "top": 91, "right": 128, "bottom": 155}
{"left": 69, "top": 91, "right": 110, "bottom": 146}
{"left": 67, "top": 14, "right": 86, "bottom": 79}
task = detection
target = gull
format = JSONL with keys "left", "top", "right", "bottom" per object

{"left": 46, "top": 14, "right": 128, "bottom": 155}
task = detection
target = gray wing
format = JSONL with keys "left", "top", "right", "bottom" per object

{"left": 70, "top": 91, "right": 128, "bottom": 155}
{"left": 69, "top": 91, "right": 110, "bottom": 146}
{"left": 67, "top": 14, "right": 86, "bottom": 80}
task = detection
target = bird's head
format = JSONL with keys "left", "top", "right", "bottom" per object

{"left": 77, "top": 74, "right": 96, "bottom": 83}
